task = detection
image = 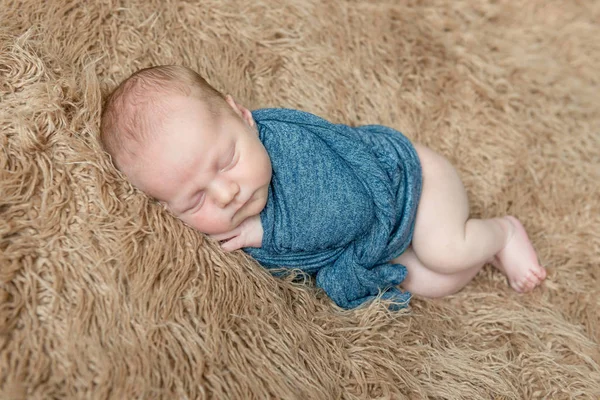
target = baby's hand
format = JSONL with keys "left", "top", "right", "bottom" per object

{"left": 209, "top": 215, "right": 263, "bottom": 252}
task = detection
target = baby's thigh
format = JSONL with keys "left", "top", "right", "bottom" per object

{"left": 411, "top": 143, "right": 470, "bottom": 245}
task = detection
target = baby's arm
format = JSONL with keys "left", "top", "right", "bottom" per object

{"left": 209, "top": 215, "right": 263, "bottom": 252}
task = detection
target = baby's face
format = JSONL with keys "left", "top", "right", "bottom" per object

{"left": 125, "top": 94, "right": 272, "bottom": 235}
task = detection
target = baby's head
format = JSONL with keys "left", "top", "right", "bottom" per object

{"left": 100, "top": 65, "right": 272, "bottom": 235}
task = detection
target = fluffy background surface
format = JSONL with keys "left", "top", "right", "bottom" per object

{"left": 1, "top": 0, "right": 599, "bottom": 398}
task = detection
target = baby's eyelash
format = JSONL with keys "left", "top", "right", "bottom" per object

{"left": 221, "top": 148, "right": 237, "bottom": 171}
{"left": 189, "top": 192, "right": 205, "bottom": 212}
{"left": 184, "top": 192, "right": 205, "bottom": 213}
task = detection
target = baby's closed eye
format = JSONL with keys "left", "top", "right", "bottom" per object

{"left": 219, "top": 147, "right": 237, "bottom": 172}
{"left": 185, "top": 191, "right": 206, "bottom": 213}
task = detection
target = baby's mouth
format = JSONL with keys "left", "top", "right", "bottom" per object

{"left": 232, "top": 194, "right": 252, "bottom": 221}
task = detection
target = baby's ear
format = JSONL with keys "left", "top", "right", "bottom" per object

{"left": 225, "top": 94, "right": 237, "bottom": 109}
{"left": 225, "top": 94, "right": 255, "bottom": 128}
{"left": 239, "top": 106, "right": 255, "bottom": 128}
{"left": 225, "top": 94, "right": 242, "bottom": 117}
{"left": 158, "top": 201, "right": 169, "bottom": 211}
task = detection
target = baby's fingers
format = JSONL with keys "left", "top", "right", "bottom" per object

{"left": 220, "top": 236, "right": 244, "bottom": 252}
{"left": 209, "top": 229, "right": 239, "bottom": 241}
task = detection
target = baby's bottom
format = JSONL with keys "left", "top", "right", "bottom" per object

{"left": 391, "top": 143, "right": 546, "bottom": 298}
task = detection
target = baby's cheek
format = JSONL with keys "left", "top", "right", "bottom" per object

{"left": 186, "top": 210, "right": 230, "bottom": 235}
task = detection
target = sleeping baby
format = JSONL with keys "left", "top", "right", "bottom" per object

{"left": 100, "top": 65, "right": 546, "bottom": 309}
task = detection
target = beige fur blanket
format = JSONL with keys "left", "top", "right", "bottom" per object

{"left": 1, "top": 0, "right": 599, "bottom": 398}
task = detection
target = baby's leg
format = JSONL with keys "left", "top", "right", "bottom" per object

{"left": 392, "top": 247, "right": 482, "bottom": 298}
{"left": 409, "top": 143, "right": 546, "bottom": 293}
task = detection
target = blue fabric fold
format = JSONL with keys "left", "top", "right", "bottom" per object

{"left": 244, "top": 108, "right": 422, "bottom": 310}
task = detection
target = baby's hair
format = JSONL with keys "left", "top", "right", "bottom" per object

{"left": 100, "top": 65, "right": 226, "bottom": 166}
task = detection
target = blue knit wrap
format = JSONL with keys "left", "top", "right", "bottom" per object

{"left": 244, "top": 109, "right": 422, "bottom": 309}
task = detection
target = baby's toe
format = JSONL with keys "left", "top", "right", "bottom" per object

{"left": 529, "top": 266, "right": 546, "bottom": 283}
{"left": 524, "top": 279, "right": 537, "bottom": 292}
{"left": 511, "top": 279, "right": 525, "bottom": 293}
{"left": 516, "top": 280, "right": 530, "bottom": 292}
{"left": 536, "top": 266, "right": 547, "bottom": 280}
{"left": 521, "top": 273, "right": 539, "bottom": 291}
{"left": 525, "top": 271, "right": 540, "bottom": 285}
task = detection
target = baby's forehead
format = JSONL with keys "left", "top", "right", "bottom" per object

{"left": 128, "top": 93, "right": 199, "bottom": 140}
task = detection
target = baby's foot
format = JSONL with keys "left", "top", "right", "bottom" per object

{"left": 490, "top": 216, "right": 546, "bottom": 293}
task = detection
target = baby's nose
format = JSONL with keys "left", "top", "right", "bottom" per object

{"left": 211, "top": 179, "right": 240, "bottom": 208}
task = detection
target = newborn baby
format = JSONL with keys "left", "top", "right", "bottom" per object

{"left": 100, "top": 65, "right": 547, "bottom": 309}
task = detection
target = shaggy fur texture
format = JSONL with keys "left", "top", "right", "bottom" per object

{"left": 1, "top": 0, "right": 599, "bottom": 398}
